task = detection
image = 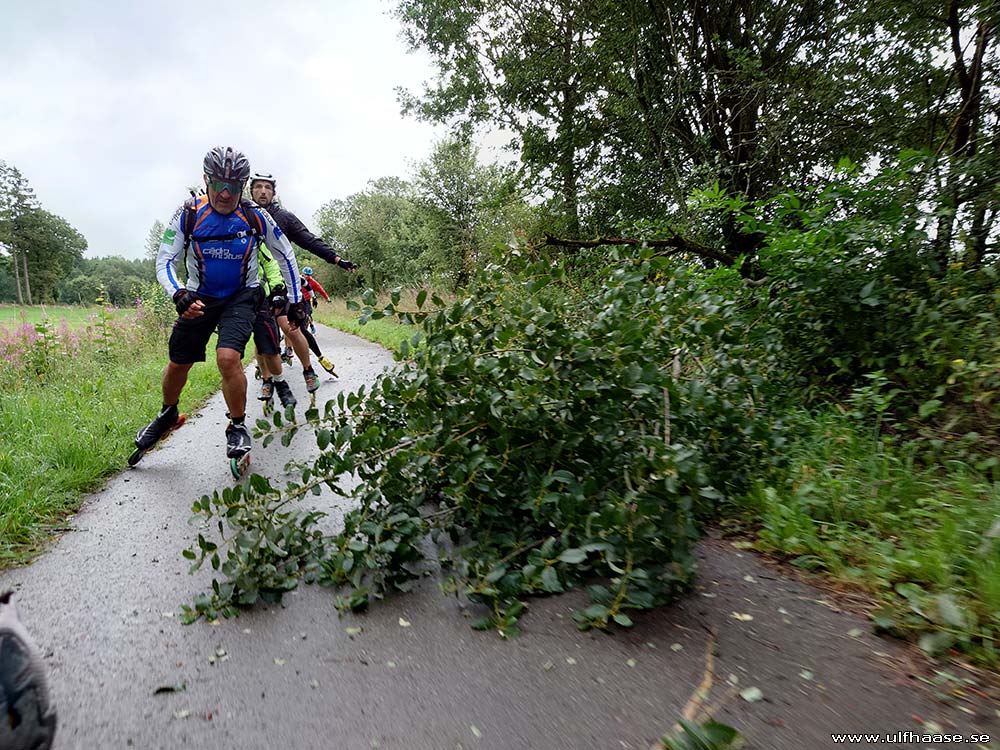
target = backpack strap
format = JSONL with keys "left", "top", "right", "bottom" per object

{"left": 181, "top": 195, "right": 199, "bottom": 250}
{"left": 240, "top": 199, "right": 264, "bottom": 239}
{"left": 180, "top": 194, "right": 200, "bottom": 288}
{"left": 186, "top": 200, "right": 263, "bottom": 243}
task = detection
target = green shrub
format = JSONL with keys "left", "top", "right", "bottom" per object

{"left": 694, "top": 156, "right": 1000, "bottom": 463}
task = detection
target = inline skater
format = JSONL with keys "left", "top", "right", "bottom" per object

{"left": 133, "top": 146, "right": 307, "bottom": 473}
{"left": 254, "top": 248, "right": 297, "bottom": 411}
{"left": 249, "top": 172, "right": 356, "bottom": 383}
{"left": 300, "top": 266, "right": 330, "bottom": 334}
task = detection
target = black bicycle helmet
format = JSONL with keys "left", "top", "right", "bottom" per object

{"left": 203, "top": 146, "right": 251, "bottom": 182}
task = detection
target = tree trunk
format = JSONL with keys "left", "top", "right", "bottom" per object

{"left": 964, "top": 200, "right": 991, "bottom": 269}
{"left": 11, "top": 249, "right": 23, "bottom": 306}
{"left": 21, "top": 250, "right": 32, "bottom": 305}
{"left": 933, "top": 5, "right": 991, "bottom": 270}
{"left": 558, "top": 7, "right": 581, "bottom": 238}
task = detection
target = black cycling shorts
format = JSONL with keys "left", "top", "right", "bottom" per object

{"left": 253, "top": 298, "right": 282, "bottom": 357}
{"left": 168, "top": 286, "right": 260, "bottom": 364}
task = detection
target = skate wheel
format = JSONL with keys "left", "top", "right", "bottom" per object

{"left": 263, "top": 398, "right": 273, "bottom": 415}
{"left": 310, "top": 392, "right": 317, "bottom": 407}
{"left": 230, "top": 453, "right": 251, "bottom": 480}
{"left": 127, "top": 447, "right": 145, "bottom": 467}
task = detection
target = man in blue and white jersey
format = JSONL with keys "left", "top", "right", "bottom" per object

{"left": 136, "top": 146, "right": 307, "bottom": 461}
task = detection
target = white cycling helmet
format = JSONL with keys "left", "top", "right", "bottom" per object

{"left": 250, "top": 172, "right": 276, "bottom": 188}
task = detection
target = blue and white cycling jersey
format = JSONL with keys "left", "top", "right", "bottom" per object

{"left": 155, "top": 196, "right": 302, "bottom": 302}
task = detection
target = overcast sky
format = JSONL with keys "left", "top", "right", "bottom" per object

{"left": 0, "top": 0, "right": 449, "bottom": 260}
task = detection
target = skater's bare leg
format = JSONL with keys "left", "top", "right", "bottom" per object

{"left": 257, "top": 352, "right": 276, "bottom": 381}
{"left": 162, "top": 361, "right": 193, "bottom": 405}
{"left": 261, "top": 353, "right": 283, "bottom": 378}
{"left": 279, "top": 317, "right": 312, "bottom": 370}
{"left": 217, "top": 347, "right": 247, "bottom": 420}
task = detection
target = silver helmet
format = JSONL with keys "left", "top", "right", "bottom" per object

{"left": 203, "top": 146, "right": 250, "bottom": 182}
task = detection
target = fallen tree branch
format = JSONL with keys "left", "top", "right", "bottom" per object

{"left": 538, "top": 233, "right": 736, "bottom": 266}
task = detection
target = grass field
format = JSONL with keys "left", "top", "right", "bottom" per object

{"left": 0, "top": 309, "right": 222, "bottom": 566}
{"left": 311, "top": 298, "right": 416, "bottom": 353}
{"left": 0, "top": 304, "right": 132, "bottom": 329}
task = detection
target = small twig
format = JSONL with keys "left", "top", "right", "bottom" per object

{"left": 744, "top": 632, "right": 782, "bottom": 652}
{"left": 681, "top": 628, "right": 718, "bottom": 722}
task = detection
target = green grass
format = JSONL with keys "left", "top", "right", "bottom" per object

{"left": 311, "top": 298, "right": 416, "bottom": 353}
{"left": 0, "top": 304, "right": 131, "bottom": 329}
{"left": 0, "top": 315, "right": 223, "bottom": 566}
{"left": 729, "top": 410, "right": 1000, "bottom": 664}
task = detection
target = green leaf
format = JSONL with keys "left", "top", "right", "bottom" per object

{"left": 612, "top": 612, "right": 634, "bottom": 627}
{"left": 540, "top": 566, "right": 561, "bottom": 592}
{"left": 933, "top": 594, "right": 967, "bottom": 629}
{"left": 558, "top": 548, "right": 586, "bottom": 564}
{"left": 918, "top": 630, "right": 955, "bottom": 656}
{"left": 918, "top": 399, "right": 942, "bottom": 419}
{"left": 581, "top": 603, "right": 608, "bottom": 621}
{"left": 249, "top": 473, "right": 270, "bottom": 494}
{"left": 317, "top": 428, "right": 331, "bottom": 450}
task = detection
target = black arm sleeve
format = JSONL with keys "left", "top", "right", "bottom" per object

{"left": 272, "top": 207, "right": 340, "bottom": 265}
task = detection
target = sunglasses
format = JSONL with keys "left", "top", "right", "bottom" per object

{"left": 207, "top": 177, "right": 245, "bottom": 195}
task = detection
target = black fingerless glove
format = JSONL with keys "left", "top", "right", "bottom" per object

{"left": 337, "top": 258, "right": 358, "bottom": 271}
{"left": 173, "top": 289, "right": 197, "bottom": 315}
{"left": 286, "top": 300, "right": 309, "bottom": 327}
{"left": 267, "top": 285, "right": 288, "bottom": 312}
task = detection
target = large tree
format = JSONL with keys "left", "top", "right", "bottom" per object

{"left": 316, "top": 177, "right": 427, "bottom": 293}
{"left": 0, "top": 161, "right": 91, "bottom": 303}
{"left": 16, "top": 209, "right": 88, "bottom": 303}
{"left": 0, "top": 161, "right": 41, "bottom": 304}
{"left": 316, "top": 141, "right": 528, "bottom": 292}
{"left": 415, "top": 134, "right": 523, "bottom": 288}
{"left": 396, "top": 0, "right": 998, "bottom": 267}
{"left": 397, "top": 0, "right": 606, "bottom": 238}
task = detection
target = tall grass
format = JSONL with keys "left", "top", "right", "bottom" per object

{"left": 0, "top": 303, "right": 221, "bottom": 565}
{"left": 730, "top": 411, "right": 1000, "bottom": 664}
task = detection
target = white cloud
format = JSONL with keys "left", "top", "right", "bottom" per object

{"left": 0, "top": 0, "right": 444, "bottom": 258}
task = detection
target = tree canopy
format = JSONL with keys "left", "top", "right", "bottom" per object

{"left": 395, "top": 0, "right": 998, "bottom": 265}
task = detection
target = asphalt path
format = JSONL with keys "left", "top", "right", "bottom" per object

{"left": 3, "top": 326, "right": 997, "bottom": 749}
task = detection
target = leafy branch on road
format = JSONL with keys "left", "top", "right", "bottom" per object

{"left": 182, "top": 251, "right": 780, "bottom": 630}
